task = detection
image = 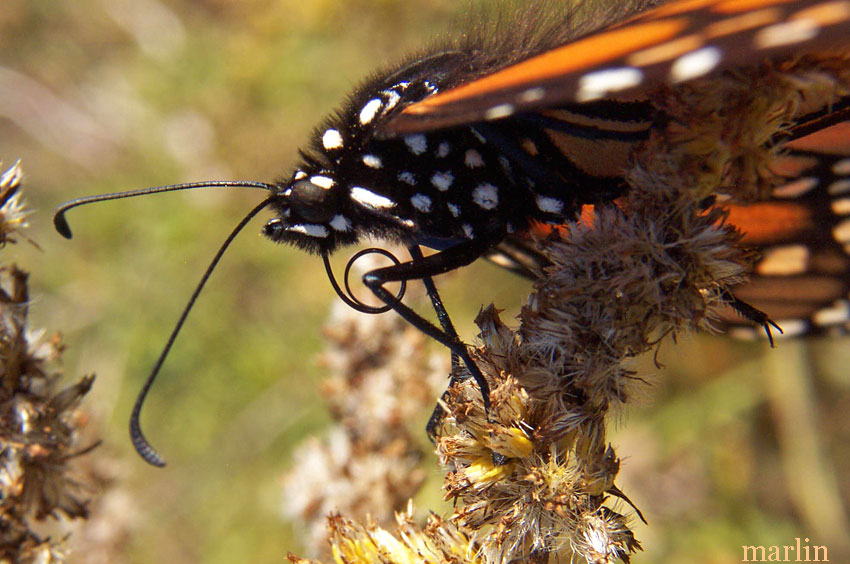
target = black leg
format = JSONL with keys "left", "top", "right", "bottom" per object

{"left": 362, "top": 238, "right": 497, "bottom": 413}
{"left": 407, "top": 245, "right": 469, "bottom": 439}
{"left": 722, "top": 289, "right": 783, "bottom": 347}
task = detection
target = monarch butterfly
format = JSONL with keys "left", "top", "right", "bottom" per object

{"left": 54, "top": 0, "right": 850, "bottom": 467}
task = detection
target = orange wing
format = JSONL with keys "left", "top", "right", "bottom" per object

{"left": 386, "top": 0, "right": 850, "bottom": 134}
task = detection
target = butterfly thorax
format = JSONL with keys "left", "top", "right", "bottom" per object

{"left": 262, "top": 55, "right": 590, "bottom": 255}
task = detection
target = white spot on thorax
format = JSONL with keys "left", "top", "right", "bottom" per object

{"left": 465, "top": 149, "right": 484, "bottom": 168}
{"left": 310, "top": 175, "right": 335, "bottom": 189}
{"left": 289, "top": 224, "right": 329, "bottom": 238}
{"left": 576, "top": 67, "right": 643, "bottom": 102}
{"left": 293, "top": 170, "right": 307, "bottom": 180}
{"left": 670, "top": 46, "right": 722, "bottom": 83}
{"left": 398, "top": 171, "right": 417, "bottom": 185}
{"left": 498, "top": 155, "right": 512, "bottom": 174}
{"left": 351, "top": 186, "right": 395, "bottom": 210}
{"left": 411, "top": 193, "right": 432, "bottom": 212}
{"left": 404, "top": 134, "right": 428, "bottom": 155}
{"left": 430, "top": 171, "right": 454, "bottom": 191}
{"left": 329, "top": 214, "right": 352, "bottom": 231}
{"left": 359, "top": 98, "right": 383, "bottom": 125}
{"left": 322, "top": 129, "right": 343, "bottom": 150}
{"left": 472, "top": 183, "right": 499, "bottom": 210}
{"left": 536, "top": 195, "right": 564, "bottom": 214}
{"left": 362, "top": 154, "right": 383, "bottom": 169}
{"left": 436, "top": 141, "right": 450, "bottom": 158}
{"left": 756, "top": 244, "right": 810, "bottom": 276}
{"left": 382, "top": 90, "right": 401, "bottom": 111}
{"left": 754, "top": 18, "right": 819, "bottom": 48}
{"left": 447, "top": 202, "right": 460, "bottom": 217}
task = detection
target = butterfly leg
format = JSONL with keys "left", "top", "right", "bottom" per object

{"left": 723, "top": 289, "right": 783, "bottom": 346}
{"left": 362, "top": 238, "right": 498, "bottom": 415}
{"left": 407, "top": 245, "right": 468, "bottom": 439}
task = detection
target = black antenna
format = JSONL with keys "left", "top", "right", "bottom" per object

{"left": 54, "top": 181, "right": 275, "bottom": 239}
{"left": 129, "top": 198, "right": 274, "bottom": 466}
{"left": 53, "top": 181, "right": 277, "bottom": 466}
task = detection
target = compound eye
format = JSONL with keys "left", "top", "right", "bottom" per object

{"left": 289, "top": 178, "right": 337, "bottom": 223}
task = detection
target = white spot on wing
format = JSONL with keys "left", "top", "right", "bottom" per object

{"left": 775, "top": 177, "right": 818, "bottom": 198}
{"left": 834, "top": 218, "right": 850, "bottom": 243}
{"left": 329, "top": 214, "right": 351, "bottom": 231}
{"left": 362, "top": 154, "right": 382, "bottom": 169}
{"left": 754, "top": 19, "right": 819, "bottom": 48}
{"left": 670, "top": 46, "right": 722, "bottom": 83}
{"left": 411, "top": 193, "right": 432, "bottom": 213}
{"left": 536, "top": 195, "right": 564, "bottom": 214}
{"left": 447, "top": 202, "right": 460, "bottom": 217}
{"left": 351, "top": 186, "right": 395, "bottom": 210}
{"left": 359, "top": 98, "right": 383, "bottom": 125}
{"left": 404, "top": 134, "right": 428, "bottom": 155}
{"left": 771, "top": 319, "right": 808, "bottom": 338}
{"left": 465, "top": 149, "right": 484, "bottom": 168}
{"left": 828, "top": 179, "right": 850, "bottom": 195}
{"left": 462, "top": 224, "right": 474, "bottom": 238}
{"left": 472, "top": 183, "right": 499, "bottom": 210}
{"left": 834, "top": 158, "right": 850, "bottom": 175}
{"left": 832, "top": 198, "right": 850, "bottom": 215}
{"left": 813, "top": 300, "right": 850, "bottom": 326}
{"left": 288, "top": 224, "right": 329, "bottom": 238}
{"left": 757, "top": 244, "right": 810, "bottom": 276}
{"left": 436, "top": 141, "right": 450, "bottom": 158}
{"left": 576, "top": 67, "right": 643, "bottom": 102}
{"left": 485, "top": 103, "right": 515, "bottom": 120}
{"left": 310, "top": 175, "right": 335, "bottom": 189}
{"left": 520, "top": 87, "right": 545, "bottom": 102}
{"left": 322, "top": 129, "right": 343, "bottom": 150}
{"left": 430, "top": 171, "right": 454, "bottom": 191}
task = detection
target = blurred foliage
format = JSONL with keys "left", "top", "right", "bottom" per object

{"left": 0, "top": 0, "right": 848, "bottom": 563}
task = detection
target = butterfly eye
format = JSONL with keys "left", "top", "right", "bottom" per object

{"left": 289, "top": 177, "right": 338, "bottom": 223}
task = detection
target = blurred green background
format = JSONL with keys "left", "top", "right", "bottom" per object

{"left": 1, "top": 1, "right": 848, "bottom": 563}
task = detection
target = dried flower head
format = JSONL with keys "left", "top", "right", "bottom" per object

{"left": 0, "top": 161, "right": 29, "bottom": 247}
{"left": 282, "top": 297, "right": 445, "bottom": 554}
{"left": 288, "top": 504, "right": 482, "bottom": 564}
{"left": 0, "top": 161, "right": 98, "bottom": 563}
{"left": 287, "top": 54, "right": 850, "bottom": 564}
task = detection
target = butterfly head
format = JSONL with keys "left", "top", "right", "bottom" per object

{"left": 262, "top": 168, "right": 360, "bottom": 255}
